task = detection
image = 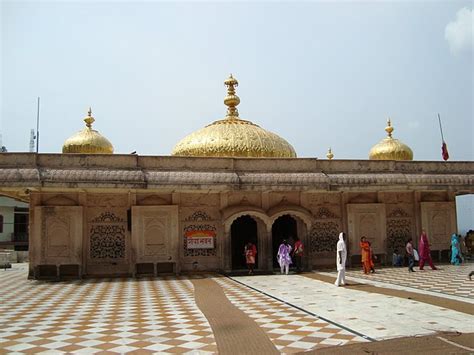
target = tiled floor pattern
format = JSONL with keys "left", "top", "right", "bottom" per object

{"left": 213, "top": 276, "right": 368, "bottom": 353}
{"left": 233, "top": 274, "right": 474, "bottom": 340}
{"left": 0, "top": 266, "right": 217, "bottom": 354}
{"left": 342, "top": 263, "right": 474, "bottom": 299}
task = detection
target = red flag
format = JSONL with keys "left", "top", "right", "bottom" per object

{"left": 442, "top": 142, "right": 449, "bottom": 161}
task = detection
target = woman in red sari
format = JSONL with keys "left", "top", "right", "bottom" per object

{"left": 244, "top": 242, "right": 257, "bottom": 275}
{"left": 360, "top": 237, "right": 372, "bottom": 274}
{"left": 419, "top": 230, "right": 437, "bottom": 270}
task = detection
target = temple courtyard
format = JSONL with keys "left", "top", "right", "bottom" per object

{"left": 0, "top": 263, "right": 473, "bottom": 354}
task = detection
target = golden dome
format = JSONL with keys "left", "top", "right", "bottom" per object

{"left": 326, "top": 147, "right": 334, "bottom": 160}
{"left": 62, "top": 108, "right": 114, "bottom": 154}
{"left": 369, "top": 119, "right": 413, "bottom": 160}
{"left": 171, "top": 75, "right": 297, "bottom": 158}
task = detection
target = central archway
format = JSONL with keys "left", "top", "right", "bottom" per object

{"left": 272, "top": 215, "right": 297, "bottom": 268}
{"left": 231, "top": 215, "right": 258, "bottom": 270}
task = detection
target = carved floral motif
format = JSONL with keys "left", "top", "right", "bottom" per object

{"left": 386, "top": 219, "right": 412, "bottom": 254}
{"left": 309, "top": 221, "right": 340, "bottom": 253}
{"left": 185, "top": 211, "right": 212, "bottom": 222}
{"left": 89, "top": 212, "right": 126, "bottom": 259}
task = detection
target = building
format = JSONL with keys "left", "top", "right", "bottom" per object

{"left": 0, "top": 196, "right": 29, "bottom": 251}
{"left": 0, "top": 75, "right": 472, "bottom": 279}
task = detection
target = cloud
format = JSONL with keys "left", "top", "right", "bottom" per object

{"left": 445, "top": 7, "right": 473, "bottom": 55}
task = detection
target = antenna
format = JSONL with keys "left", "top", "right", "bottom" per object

{"left": 36, "top": 97, "right": 40, "bottom": 153}
{"left": 29, "top": 129, "right": 36, "bottom": 152}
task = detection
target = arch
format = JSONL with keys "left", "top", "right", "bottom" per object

{"left": 268, "top": 204, "right": 313, "bottom": 230}
{"left": 222, "top": 205, "right": 270, "bottom": 233}
{"left": 230, "top": 215, "right": 258, "bottom": 270}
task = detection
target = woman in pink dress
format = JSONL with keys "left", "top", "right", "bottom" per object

{"left": 419, "top": 230, "right": 437, "bottom": 270}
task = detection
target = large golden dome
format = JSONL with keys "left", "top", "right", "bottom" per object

{"left": 369, "top": 119, "right": 413, "bottom": 160}
{"left": 171, "top": 75, "right": 297, "bottom": 158}
{"left": 62, "top": 108, "right": 114, "bottom": 154}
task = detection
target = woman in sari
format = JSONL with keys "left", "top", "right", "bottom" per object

{"left": 360, "top": 237, "right": 371, "bottom": 274}
{"left": 419, "top": 230, "right": 437, "bottom": 270}
{"left": 244, "top": 242, "right": 257, "bottom": 275}
{"left": 450, "top": 234, "right": 461, "bottom": 265}
{"left": 277, "top": 240, "right": 292, "bottom": 275}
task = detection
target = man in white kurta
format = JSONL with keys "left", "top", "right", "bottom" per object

{"left": 334, "top": 232, "right": 347, "bottom": 286}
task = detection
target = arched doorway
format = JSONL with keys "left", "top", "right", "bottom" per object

{"left": 272, "top": 215, "right": 297, "bottom": 268}
{"left": 231, "top": 215, "right": 258, "bottom": 270}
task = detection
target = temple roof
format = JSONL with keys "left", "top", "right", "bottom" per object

{"left": 171, "top": 75, "right": 296, "bottom": 158}
{"left": 369, "top": 119, "right": 413, "bottom": 161}
{"left": 62, "top": 108, "right": 114, "bottom": 154}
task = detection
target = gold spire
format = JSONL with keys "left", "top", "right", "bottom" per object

{"left": 171, "top": 74, "right": 297, "bottom": 158}
{"left": 385, "top": 118, "right": 394, "bottom": 138}
{"left": 326, "top": 147, "right": 334, "bottom": 160}
{"left": 62, "top": 108, "right": 114, "bottom": 154}
{"left": 369, "top": 118, "right": 413, "bottom": 160}
{"left": 84, "top": 107, "right": 95, "bottom": 128}
{"left": 224, "top": 74, "right": 240, "bottom": 118}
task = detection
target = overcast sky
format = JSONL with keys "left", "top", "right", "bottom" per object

{"left": 1, "top": 1, "right": 473, "bottom": 229}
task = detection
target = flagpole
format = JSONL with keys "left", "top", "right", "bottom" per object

{"left": 36, "top": 97, "right": 40, "bottom": 153}
{"left": 438, "top": 113, "right": 445, "bottom": 142}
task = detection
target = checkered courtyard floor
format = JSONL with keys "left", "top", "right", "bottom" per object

{"left": 0, "top": 265, "right": 365, "bottom": 354}
{"left": 342, "top": 263, "right": 474, "bottom": 299}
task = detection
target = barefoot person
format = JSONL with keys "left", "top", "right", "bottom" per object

{"left": 360, "top": 237, "right": 371, "bottom": 274}
{"left": 335, "top": 232, "right": 347, "bottom": 286}
{"left": 277, "top": 240, "right": 292, "bottom": 275}
{"left": 244, "top": 242, "right": 257, "bottom": 275}
{"left": 419, "top": 230, "right": 437, "bottom": 270}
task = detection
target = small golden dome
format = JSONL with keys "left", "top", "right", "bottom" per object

{"left": 326, "top": 147, "right": 334, "bottom": 160}
{"left": 369, "top": 119, "right": 413, "bottom": 160}
{"left": 62, "top": 108, "right": 114, "bottom": 154}
{"left": 172, "top": 75, "right": 296, "bottom": 158}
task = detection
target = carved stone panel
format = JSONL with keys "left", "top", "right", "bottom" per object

{"left": 86, "top": 209, "right": 129, "bottom": 275}
{"left": 228, "top": 193, "right": 261, "bottom": 208}
{"left": 132, "top": 206, "right": 179, "bottom": 263}
{"left": 309, "top": 220, "right": 341, "bottom": 253}
{"left": 347, "top": 204, "right": 386, "bottom": 254}
{"left": 35, "top": 206, "right": 83, "bottom": 265}
{"left": 421, "top": 202, "right": 456, "bottom": 250}
{"left": 180, "top": 193, "right": 220, "bottom": 207}
{"left": 182, "top": 210, "right": 218, "bottom": 257}
{"left": 87, "top": 194, "right": 129, "bottom": 207}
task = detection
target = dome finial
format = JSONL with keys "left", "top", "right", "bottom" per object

{"left": 224, "top": 74, "right": 240, "bottom": 118}
{"left": 326, "top": 147, "right": 334, "bottom": 160}
{"left": 385, "top": 118, "right": 394, "bottom": 138}
{"left": 84, "top": 107, "right": 95, "bottom": 128}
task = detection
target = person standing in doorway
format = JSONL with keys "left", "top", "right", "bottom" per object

{"left": 419, "top": 230, "right": 437, "bottom": 270}
{"left": 335, "top": 232, "right": 347, "bottom": 286}
{"left": 244, "top": 242, "right": 257, "bottom": 275}
{"left": 277, "top": 240, "right": 292, "bottom": 275}
{"left": 406, "top": 237, "right": 415, "bottom": 272}
{"left": 292, "top": 237, "right": 304, "bottom": 273}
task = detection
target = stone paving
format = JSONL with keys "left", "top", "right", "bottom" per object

{"left": 1, "top": 264, "right": 473, "bottom": 354}
{"left": 342, "top": 263, "right": 474, "bottom": 299}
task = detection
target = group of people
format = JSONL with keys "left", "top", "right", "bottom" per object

{"left": 336, "top": 230, "right": 440, "bottom": 286}
{"left": 245, "top": 229, "right": 472, "bottom": 282}
{"left": 244, "top": 237, "right": 304, "bottom": 275}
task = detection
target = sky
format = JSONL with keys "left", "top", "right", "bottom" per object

{"left": 1, "top": 0, "right": 473, "bottom": 229}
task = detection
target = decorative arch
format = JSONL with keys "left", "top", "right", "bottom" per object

{"left": 267, "top": 205, "right": 313, "bottom": 230}
{"left": 222, "top": 206, "right": 270, "bottom": 233}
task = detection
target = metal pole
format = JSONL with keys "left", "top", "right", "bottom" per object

{"left": 437, "top": 113, "right": 445, "bottom": 142}
{"left": 36, "top": 97, "right": 40, "bottom": 153}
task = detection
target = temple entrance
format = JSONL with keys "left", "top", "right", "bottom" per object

{"left": 231, "top": 215, "right": 258, "bottom": 270}
{"left": 272, "top": 215, "right": 298, "bottom": 268}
